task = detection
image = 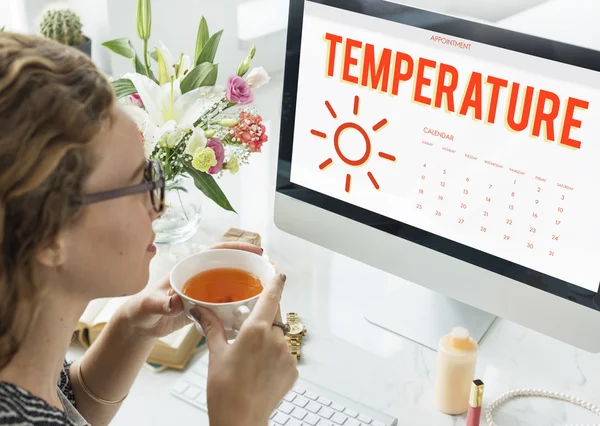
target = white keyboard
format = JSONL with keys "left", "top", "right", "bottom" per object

{"left": 170, "top": 351, "right": 398, "bottom": 426}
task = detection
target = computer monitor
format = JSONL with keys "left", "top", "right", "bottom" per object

{"left": 274, "top": 0, "right": 600, "bottom": 352}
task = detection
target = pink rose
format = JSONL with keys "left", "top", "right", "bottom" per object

{"left": 226, "top": 75, "right": 254, "bottom": 105}
{"left": 206, "top": 138, "right": 225, "bottom": 174}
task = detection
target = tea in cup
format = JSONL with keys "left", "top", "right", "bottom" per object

{"left": 170, "top": 249, "right": 276, "bottom": 336}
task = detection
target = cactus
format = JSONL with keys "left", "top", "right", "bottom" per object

{"left": 39, "top": 8, "right": 84, "bottom": 46}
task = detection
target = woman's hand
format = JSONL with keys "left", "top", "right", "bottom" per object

{"left": 117, "top": 241, "right": 264, "bottom": 339}
{"left": 116, "top": 273, "right": 191, "bottom": 339}
{"left": 192, "top": 273, "right": 298, "bottom": 426}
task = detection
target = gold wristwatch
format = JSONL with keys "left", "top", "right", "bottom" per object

{"left": 285, "top": 312, "right": 307, "bottom": 360}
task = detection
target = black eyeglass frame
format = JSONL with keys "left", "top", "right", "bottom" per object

{"left": 72, "top": 159, "right": 165, "bottom": 213}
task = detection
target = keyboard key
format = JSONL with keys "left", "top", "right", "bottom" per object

{"left": 331, "top": 403, "right": 345, "bottom": 412}
{"left": 195, "top": 391, "right": 206, "bottom": 405}
{"left": 331, "top": 412, "right": 348, "bottom": 424}
{"left": 293, "top": 396, "right": 309, "bottom": 408}
{"left": 318, "top": 407, "right": 334, "bottom": 419}
{"left": 270, "top": 411, "right": 277, "bottom": 419}
{"left": 318, "top": 397, "right": 332, "bottom": 406}
{"left": 283, "top": 392, "right": 297, "bottom": 403}
{"left": 279, "top": 402, "right": 295, "bottom": 414}
{"left": 273, "top": 412, "right": 290, "bottom": 425}
{"left": 182, "top": 375, "right": 204, "bottom": 387}
{"left": 357, "top": 415, "right": 372, "bottom": 424}
{"left": 316, "top": 420, "right": 334, "bottom": 426}
{"left": 172, "top": 381, "right": 188, "bottom": 393}
{"left": 192, "top": 363, "right": 208, "bottom": 377}
{"left": 291, "top": 407, "right": 307, "bottom": 420}
{"left": 183, "top": 387, "right": 200, "bottom": 400}
{"left": 293, "top": 386, "right": 306, "bottom": 395}
{"left": 344, "top": 409, "right": 358, "bottom": 418}
{"left": 345, "top": 419, "right": 361, "bottom": 426}
{"left": 304, "top": 413, "right": 321, "bottom": 425}
{"left": 306, "top": 401, "right": 322, "bottom": 413}
{"left": 305, "top": 392, "right": 319, "bottom": 400}
{"left": 287, "top": 419, "right": 303, "bottom": 426}
{"left": 372, "top": 422, "right": 386, "bottom": 426}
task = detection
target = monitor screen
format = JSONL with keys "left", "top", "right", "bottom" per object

{"left": 277, "top": 0, "right": 600, "bottom": 309}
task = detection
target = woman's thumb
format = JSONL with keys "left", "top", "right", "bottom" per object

{"left": 190, "top": 307, "right": 227, "bottom": 353}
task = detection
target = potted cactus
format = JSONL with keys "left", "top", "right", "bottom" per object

{"left": 39, "top": 7, "right": 91, "bottom": 57}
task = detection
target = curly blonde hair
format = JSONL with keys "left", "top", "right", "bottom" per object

{"left": 0, "top": 32, "right": 114, "bottom": 369}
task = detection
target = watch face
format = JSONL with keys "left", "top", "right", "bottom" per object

{"left": 289, "top": 323, "right": 304, "bottom": 335}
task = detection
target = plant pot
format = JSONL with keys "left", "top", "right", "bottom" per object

{"left": 74, "top": 36, "right": 91, "bottom": 57}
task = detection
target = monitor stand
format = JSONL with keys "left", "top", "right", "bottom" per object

{"left": 364, "top": 281, "right": 497, "bottom": 351}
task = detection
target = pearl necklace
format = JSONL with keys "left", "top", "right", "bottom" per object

{"left": 485, "top": 389, "right": 600, "bottom": 426}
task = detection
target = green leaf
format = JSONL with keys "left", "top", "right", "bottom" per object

{"left": 133, "top": 54, "right": 147, "bottom": 75}
{"left": 166, "top": 185, "right": 188, "bottom": 193}
{"left": 182, "top": 159, "right": 236, "bottom": 212}
{"left": 103, "top": 38, "right": 156, "bottom": 81}
{"left": 150, "top": 50, "right": 158, "bottom": 61}
{"left": 195, "top": 29, "right": 223, "bottom": 66}
{"left": 0, "top": 26, "right": 5, "bottom": 32}
{"left": 112, "top": 78, "right": 137, "bottom": 99}
{"left": 102, "top": 38, "right": 135, "bottom": 59}
{"left": 125, "top": 40, "right": 157, "bottom": 82}
{"left": 194, "top": 17, "right": 210, "bottom": 65}
{"left": 180, "top": 63, "right": 218, "bottom": 94}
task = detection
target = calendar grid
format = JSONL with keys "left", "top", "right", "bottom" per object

{"left": 401, "top": 133, "right": 585, "bottom": 284}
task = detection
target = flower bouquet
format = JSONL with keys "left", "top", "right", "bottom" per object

{"left": 102, "top": 0, "right": 269, "bottom": 242}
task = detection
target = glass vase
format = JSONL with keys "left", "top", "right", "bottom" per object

{"left": 152, "top": 178, "right": 203, "bottom": 245}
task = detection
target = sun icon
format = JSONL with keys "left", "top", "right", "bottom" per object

{"left": 310, "top": 95, "right": 396, "bottom": 193}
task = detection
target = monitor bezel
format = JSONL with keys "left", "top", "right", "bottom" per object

{"left": 276, "top": 0, "right": 600, "bottom": 311}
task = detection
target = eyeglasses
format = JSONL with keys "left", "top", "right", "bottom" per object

{"left": 72, "top": 159, "right": 165, "bottom": 213}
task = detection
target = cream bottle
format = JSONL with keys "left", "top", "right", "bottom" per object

{"left": 433, "top": 327, "right": 479, "bottom": 415}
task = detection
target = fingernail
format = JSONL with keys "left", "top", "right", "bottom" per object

{"left": 190, "top": 308, "right": 201, "bottom": 321}
{"left": 280, "top": 273, "right": 287, "bottom": 283}
{"left": 168, "top": 295, "right": 173, "bottom": 311}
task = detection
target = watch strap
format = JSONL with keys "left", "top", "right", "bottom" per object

{"left": 285, "top": 313, "right": 303, "bottom": 360}
{"left": 287, "top": 336, "right": 302, "bottom": 360}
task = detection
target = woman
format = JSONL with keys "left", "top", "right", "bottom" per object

{"left": 0, "top": 32, "right": 298, "bottom": 426}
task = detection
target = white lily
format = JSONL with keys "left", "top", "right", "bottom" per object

{"left": 123, "top": 72, "right": 224, "bottom": 156}
{"left": 122, "top": 104, "right": 152, "bottom": 157}
{"left": 176, "top": 54, "right": 191, "bottom": 80}
{"left": 155, "top": 41, "right": 176, "bottom": 84}
{"left": 155, "top": 41, "right": 191, "bottom": 83}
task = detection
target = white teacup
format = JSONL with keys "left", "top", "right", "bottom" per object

{"left": 170, "top": 248, "right": 275, "bottom": 336}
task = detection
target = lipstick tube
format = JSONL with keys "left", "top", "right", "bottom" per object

{"left": 466, "top": 379, "right": 484, "bottom": 426}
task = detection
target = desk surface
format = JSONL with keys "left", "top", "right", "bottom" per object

{"left": 67, "top": 206, "right": 600, "bottom": 426}
{"left": 67, "top": 4, "right": 600, "bottom": 424}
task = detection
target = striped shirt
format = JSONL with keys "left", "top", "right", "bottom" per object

{"left": 0, "top": 360, "right": 82, "bottom": 425}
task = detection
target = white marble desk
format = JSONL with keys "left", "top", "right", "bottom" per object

{"left": 67, "top": 204, "right": 600, "bottom": 426}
